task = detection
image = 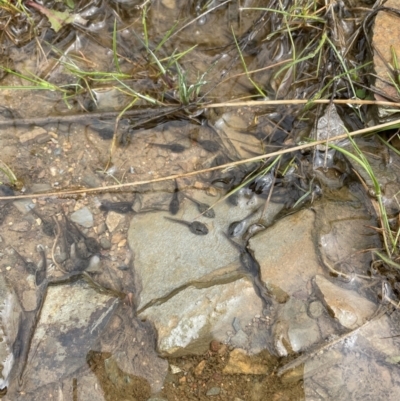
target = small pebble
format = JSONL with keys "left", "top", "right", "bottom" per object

{"left": 210, "top": 340, "right": 222, "bottom": 352}
{"left": 70, "top": 207, "right": 93, "bottom": 228}
{"left": 206, "top": 387, "right": 221, "bottom": 396}
{"left": 100, "top": 238, "right": 112, "bottom": 250}
{"left": 106, "top": 211, "right": 124, "bottom": 233}
{"left": 194, "top": 360, "right": 206, "bottom": 376}
{"left": 97, "top": 222, "right": 107, "bottom": 235}
{"left": 117, "top": 239, "right": 127, "bottom": 248}
{"left": 170, "top": 364, "right": 182, "bottom": 374}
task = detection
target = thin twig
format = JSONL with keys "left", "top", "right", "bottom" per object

{"left": 0, "top": 106, "right": 182, "bottom": 127}
{"left": 1, "top": 118, "right": 400, "bottom": 201}
{"left": 203, "top": 98, "right": 400, "bottom": 108}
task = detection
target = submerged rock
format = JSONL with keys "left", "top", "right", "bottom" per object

{"left": 249, "top": 209, "right": 323, "bottom": 297}
{"left": 129, "top": 198, "right": 276, "bottom": 310}
{"left": 70, "top": 207, "right": 94, "bottom": 228}
{"left": 314, "top": 275, "right": 376, "bottom": 330}
{"left": 0, "top": 275, "right": 23, "bottom": 390}
{"left": 223, "top": 348, "right": 273, "bottom": 375}
{"left": 17, "top": 281, "right": 118, "bottom": 393}
{"left": 97, "top": 307, "right": 168, "bottom": 393}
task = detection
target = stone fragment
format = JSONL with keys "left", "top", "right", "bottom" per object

{"left": 99, "top": 237, "right": 112, "bottom": 250}
{"left": 194, "top": 360, "right": 206, "bottom": 376}
{"left": 70, "top": 207, "right": 93, "bottom": 228}
{"left": 314, "top": 275, "right": 376, "bottom": 329}
{"left": 12, "top": 199, "right": 34, "bottom": 214}
{"left": 9, "top": 221, "right": 31, "bottom": 232}
{"left": 21, "top": 289, "right": 37, "bottom": 311}
{"left": 106, "top": 211, "right": 124, "bottom": 233}
{"left": 170, "top": 364, "right": 181, "bottom": 374}
{"left": 249, "top": 209, "right": 323, "bottom": 296}
{"left": 30, "top": 183, "right": 52, "bottom": 193}
{"left": 18, "top": 127, "right": 50, "bottom": 144}
{"left": 206, "top": 387, "right": 221, "bottom": 396}
{"left": 18, "top": 282, "right": 118, "bottom": 392}
{"left": 223, "top": 349, "right": 268, "bottom": 375}
{"left": 308, "top": 301, "right": 324, "bottom": 318}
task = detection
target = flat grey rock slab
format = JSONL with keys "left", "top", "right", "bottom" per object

{"left": 6, "top": 371, "right": 107, "bottom": 401}
{"left": 129, "top": 195, "right": 280, "bottom": 311}
{"left": 139, "top": 278, "right": 263, "bottom": 357}
{"left": 19, "top": 281, "right": 118, "bottom": 392}
{"left": 314, "top": 195, "right": 380, "bottom": 276}
{"left": 304, "top": 339, "right": 400, "bottom": 400}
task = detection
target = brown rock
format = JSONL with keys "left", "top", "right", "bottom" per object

{"left": 9, "top": 221, "right": 31, "bottom": 232}
{"left": 194, "top": 360, "right": 206, "bottom": 376}
{"left": 372, "top": 0, "right": 400, "bottom": 117}
{"left": 210, "top": 340, "right": 222, "bottom": 352}
{"left": 223, "top": 349, "right": 268, "bottom": 375}
{"left": 19, "top": 126, "right": 50, "bottom": 144}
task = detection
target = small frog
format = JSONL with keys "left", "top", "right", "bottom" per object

{"left": 164, "top": 217, "right": 209, "bottom": 235}
{"left": 99, "top": 200, "right": 134, "bottom": 214}
{"left": 169, "top": 180, "right": 180, "bottom": 215}
{"left": 184, "top": 195, "right": 215, "bottom": 218}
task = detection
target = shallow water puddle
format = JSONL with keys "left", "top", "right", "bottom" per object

{"left": 1, "top": 0, "right": 400, "bottom": 400}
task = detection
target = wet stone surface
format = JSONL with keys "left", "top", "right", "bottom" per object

{"left": 13, "top": 281, "right": 118, "bottom": 393}
{"left": 2, "top": 1, "right": 400, "bottom": 398}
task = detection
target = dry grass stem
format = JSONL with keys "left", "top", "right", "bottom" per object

{"left": 203, "top": 99, "right": 400, "bottom": 108}
{"left": 1, "top": 118, "right": 400, "bottom": 201}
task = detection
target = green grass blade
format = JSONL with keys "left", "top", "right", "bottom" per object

{"left": 231, "top": 27, "right": 266, "bottom": 98}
